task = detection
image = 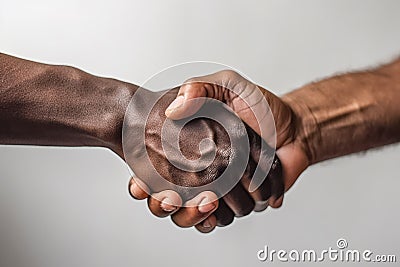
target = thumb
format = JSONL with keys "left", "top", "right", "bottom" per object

{"left": 165, "top": 82, "right": 210, "bottom": 120}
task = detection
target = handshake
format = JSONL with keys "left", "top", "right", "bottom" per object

{"left": 120, "top": 70, "right": 309, "bottom": 233}
{"left": 4, "top": 53, "right": 396, "bottom": 234}
{"left": 0, "top": 54, "right": 308, "bottom": 234}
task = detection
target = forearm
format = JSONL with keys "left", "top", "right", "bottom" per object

{"left": 282, "top": 58, "right": 400, "bottom": 164}
{"left": 0, "top": 53, "right": 136, "bottom": 155}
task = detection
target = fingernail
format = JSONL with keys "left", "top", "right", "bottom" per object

{"left": 130, "top": 183, "right": 141, "bottom": 198}
{"left": 203, "top": 219, "right": 212, "bottom": 228}
{"left": 166, "top": 95, "right": 184, "bottom": 114}
{"left": 198, "top": 198, "right": 215, "bottom": 213}
{"left": 160, "top": 198, "right": 176, "bottom": 212}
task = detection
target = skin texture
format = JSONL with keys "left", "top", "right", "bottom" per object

{"left": 283, "top": 60, "right": 400, "bottom": 164}
{"left": 130, "top": 70, "right": 307, "bottom": 231}
{"left": 0, "top": 53, "right": 131, "bottom": 153}
{"left": 131, "top": 59, "right": 400, "bottom": 232}
{"left": 2, "top": 52, "right": 399, "bottom": 233}
{"left": 0, "top": 53, "right": 284, "bottom": 233}
{"left": 124, "top": 88, "right": 284, "bottom": 228}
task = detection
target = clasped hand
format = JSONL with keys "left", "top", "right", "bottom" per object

{"left": 124, "top": 70, "right": 309, "bottom": 233}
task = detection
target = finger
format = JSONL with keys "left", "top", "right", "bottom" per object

{"left": 165, "top": 82, "right": 210, "bottom": 119}
{"left": 195, "top": 214, "right": 217, "bottom": 234}
{"left": 246, "top": 132, "right": 283, "bottom": 209}
{"left": 147, "top": 190, "right": 183, "bottom": 218}
{"left": 171, "top": 191, "right": 218, "bottom": 228}
{"left": 223, "top": 183, "right": 255, "bottom": 217}
{"left": 244, "top": 156, "right": 283, "bottom": 209}
{"left": 254, "top": 200, "right": 270, "bottom": 212}
{"left": 267, "top": 156, "right": 285, "bottom": 208}
{"left": 214, "top": 199, "right": 235, "bottom": 227}
{"left": 241, "top": 174, "right": 272, "bottom": 212}
{"left": 165, "top": 71, "right": 238, "bottom": 120}
{"left": 247, "top": 128, "right": 276, "bottom": 193}
{"left": 240, "top": 158, "right": 272, "bottom": 211}
{"left": 128, "top": 176, "right": 149, "bottom": 200}
{"left": 236, "top": 154, "right": 271, "bottom": 212}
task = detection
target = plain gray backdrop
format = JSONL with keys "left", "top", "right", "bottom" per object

{"left": 0, "top": 0, "right": 399, "bottom": 266}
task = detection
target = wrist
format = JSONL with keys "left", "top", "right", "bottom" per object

{"left": 282, "top": 58, "right": 400, "bottom": 166}
{"left": 66, "top": 67, "right": 138, "bottom": 157}
{"left": 281, "top": 86, "right": 319, "bottom": 165}
{"left": 92, "top": 78, "right": 138, "bottom": 158}
{"left": 0, "top": 53, "right": 140, "bottom": 152}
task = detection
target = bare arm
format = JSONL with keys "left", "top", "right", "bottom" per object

{"left": 151, "top": 57, "right": 400, "bottom": 220}
{"left": 1, "top": 53, "right": 277, "bottom": 233}
{"left": 0, "top": 53, "right": 135, "bottom": 156}
{"left": 282, "top": 58, "right": 400, "bottom": 164}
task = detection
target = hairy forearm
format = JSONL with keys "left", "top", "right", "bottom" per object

{"left": 0, "top": 53, "right": 136, "bottom": 155}
{"left": 282, "top": 58, "right": 400, "bottom": 164}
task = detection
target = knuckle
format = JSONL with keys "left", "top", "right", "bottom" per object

{"left": 218, "top": 69, "right": 239, "bottom": 80}
{"left": 171, "top": 216, "right": 194, "bottom": 228}
{"left": 184, "top": 76, "right": 202, "bottom": 84}
{"left": 234, "top": 202, "right": 255, "bottom": 217}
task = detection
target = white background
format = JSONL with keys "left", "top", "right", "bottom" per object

{"left": 1, "top": 0, "right": 399, "bottom": 266}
